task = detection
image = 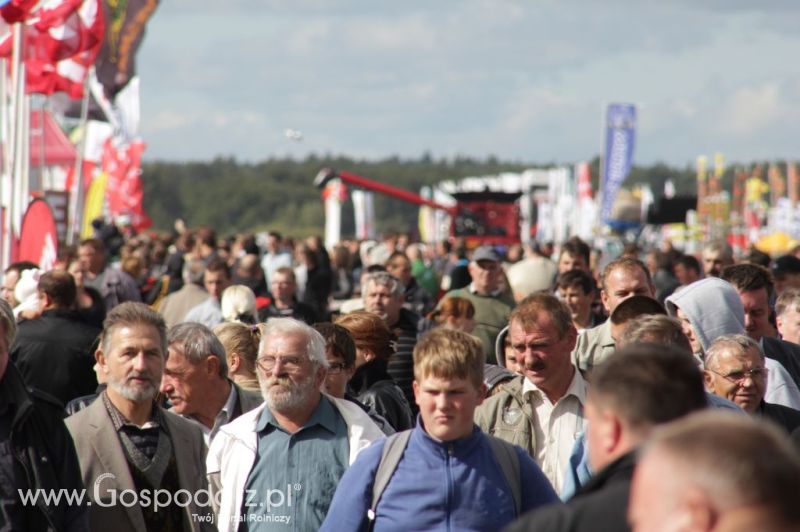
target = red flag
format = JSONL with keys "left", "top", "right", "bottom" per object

{"left": 0, "top": 0, "right": 104, "bottom": 97}
{"left": 103, "top": 139, "right": 151, "bottom": 232}
{"left": 0, "top": 0, "right": 38, "bottom": 24}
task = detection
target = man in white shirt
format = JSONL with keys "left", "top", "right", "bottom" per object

{"left": 475, "top": 292, "right": 587, "bottom": 492}
{"left": 160, "top": 322, "right": 262, "bottom": 444}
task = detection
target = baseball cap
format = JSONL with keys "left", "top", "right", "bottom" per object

{"left": 472, "top": 245, "right": 501, "bottom": 263}
{"left": 772, "top": 255, "right": 800, "bottom": 278}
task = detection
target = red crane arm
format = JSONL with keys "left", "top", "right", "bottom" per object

{"left": 314, "top": 168, "right": 457, "bottom": 215}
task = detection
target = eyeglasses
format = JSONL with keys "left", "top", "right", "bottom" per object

{"left": 256, "top": 355, "right": 305, "bottom": 373}
{"left": 706, "top": 367, "right": 766, "bottom": 384}
{"left": 327, "top": 362, "right": 349, "bottom": 375}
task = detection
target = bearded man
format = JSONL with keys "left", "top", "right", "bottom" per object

{"left": 66, "top": 302, "right": 213, "bottom": 532}
{"left": 206, "top": 317, "right": 382, "bottom": 532}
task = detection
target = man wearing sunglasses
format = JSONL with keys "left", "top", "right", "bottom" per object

{"left": 704, "top": 334, "right": 800, "bottom": 434}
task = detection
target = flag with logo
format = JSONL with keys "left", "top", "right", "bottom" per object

{"left": 601, "top": 103, "right": 636, "bottom": 224}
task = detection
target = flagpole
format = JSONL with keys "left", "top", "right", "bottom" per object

{"left": 7, "top": 21, "right": 25, "bottom": 265}
{"left": 67, "top": 75, "right": 91, "bottom": 246}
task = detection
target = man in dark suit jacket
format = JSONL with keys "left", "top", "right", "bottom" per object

{"left": 11, "top": 270, "right": 101, "bottom": 405}
{"left": 65, "top": 302, "right": 213, "bottom": 532}
{"left": 505, "top": 344, "right": 707, "bottom": 532}
{"left": 160, "top": 322, "right": 263, "bottom": 445}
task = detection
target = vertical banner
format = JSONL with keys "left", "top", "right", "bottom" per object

{"left": 574, "top": 162, "right": 596, "bottom": 241}
{"left": 601, "top": 103, "right": 636, "bottom": 224}
{"left": 352, "top": 189, "right": 375, "bottom": 241}
{"left": 322, "top": 179, "right": 346, "bottom": 250}
{"left": 788, "top": 161, "right": 799, "bottom": 208}
{"left": 696, "top": 155, "right": 707, "bottom": 218}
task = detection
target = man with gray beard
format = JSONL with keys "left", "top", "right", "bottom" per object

{"left": 66, "top": 302, "right": 213, "bottom": 532}
{"left": 207, "top": 317, "right": 383, "bottom": 532}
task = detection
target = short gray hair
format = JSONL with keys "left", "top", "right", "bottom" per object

{"left": 361, "top": 271, "right": 403, "bottom": 298}
{"left": 182, "top": 258, "right": 206, "bottom": 286}
{"left": 259, "top": 318, "right": 328, "bottom": 369}
{"left": 618, "top": 314, "right": 692, "bottom": 356}
{"left": 775, "top": 288, "right": 800, "bottom": 317}
{"left": 705, "top": 334, "right": 763, "bottom": 370}
{"left": 102, "top": 302, "right": 167, "bottom": 355}
{"left": 168, "top": 322, "right": 228, "bottom": 378}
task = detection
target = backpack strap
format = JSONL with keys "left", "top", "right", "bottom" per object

{"left": 487, "top": 435, "right": 522, "bottom": 517}
{"left": 368, "top": 430, "right": 413, "bottom": 524}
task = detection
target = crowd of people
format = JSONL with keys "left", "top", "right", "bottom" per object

{"left": 2, "top": 219, "right": 800, "bottom": 532}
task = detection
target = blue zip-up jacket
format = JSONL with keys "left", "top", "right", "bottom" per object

{"left": 321, "top": 422, "right": 560, "bottom": 531}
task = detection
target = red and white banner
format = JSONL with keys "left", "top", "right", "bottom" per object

{"left": 102, "top": 138, "right": 150, "bottom": 232}
{"left": 17, "top": 198, "right": 58, "bottom": 270}
{"left": 0, "top": 0, "right": 104, "bottom": 97}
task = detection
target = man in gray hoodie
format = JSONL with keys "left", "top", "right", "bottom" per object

{"left": 665, "top": 277, "right": 800, "bottom": 409}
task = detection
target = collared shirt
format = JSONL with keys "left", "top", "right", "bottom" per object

{"left": 184, "top": 297, "right": 223, "bottom": 329}
{"left": 194, "top": 383, "right": 238, "bottom": 446}
{"left": 522, "top": 368, "right": 588, "bottom": 493}
{"left": 241, "top": 396, "right": 349, "bottom": 531}
{"left": 468, "top": 283, "right": 504, "bottom": 298}
{"left": 102, "top": 391, "right": 164, "bottom": 460}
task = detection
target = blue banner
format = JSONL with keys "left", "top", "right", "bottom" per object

{"left": 601, "top": 103, "right": 637, "bottom": 224}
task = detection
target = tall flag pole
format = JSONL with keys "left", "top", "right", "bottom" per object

{"left": 600, "top": 103, "right": 636, "bottom": 225}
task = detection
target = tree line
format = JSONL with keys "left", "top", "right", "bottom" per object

{"left": 140, "top": 153, "right": 723, "bottom": 238}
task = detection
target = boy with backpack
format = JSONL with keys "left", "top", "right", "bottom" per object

{"left": 321, "top": 328, "right": 559, "bottom": 531}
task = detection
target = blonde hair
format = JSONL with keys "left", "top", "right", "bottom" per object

{"left": 220, "top": 285, "right": 257, "bottom": 324}
{"left": 213, "top": 321, "right": 260, "bottom": 376}
{"left": 413, "top": 328, "right": 484, "bottom": 388}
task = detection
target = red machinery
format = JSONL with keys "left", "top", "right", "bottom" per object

{"left": 314, "top": 168, "right": 522, "bottom": 246}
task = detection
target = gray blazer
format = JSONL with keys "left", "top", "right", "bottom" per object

{"left": 65, "top": 397, "right": 214, "bottom": 532}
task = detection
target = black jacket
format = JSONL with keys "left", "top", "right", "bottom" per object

{"left": 1, "top": 363, "right": 89, "bottom": 531}
{"left": 11, "top": 308, "right": 101, "bottom": 406}
{"left": 386, "top": 307, "right": 422, "bottom": 415}
{"left": 758, "top": 400, "right": 800, "bottom": 434}
{"left": 762, "top": 336, "right": 800, "bottom": 389}
{"left": 504, "top": 451, "right": 637, "bottom": 532}
{"left": 257, "top": 299, "right": 318, "bottom": 325}
{"left": 349, "top": 360, "right": 414, "bottom": 432}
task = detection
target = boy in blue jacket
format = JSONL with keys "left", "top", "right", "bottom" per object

{"left": 321, "top": 328, "right": 559, "bottom": 531}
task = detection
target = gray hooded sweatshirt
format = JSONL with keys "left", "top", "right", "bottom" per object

{"left": 665, "top": 277, "right": 800, "bottom": 409}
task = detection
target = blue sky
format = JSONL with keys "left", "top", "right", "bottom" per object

{"left": 137, "top": 1, "right": 800, "bottom": 166}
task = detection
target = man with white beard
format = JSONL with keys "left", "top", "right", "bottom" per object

{"left": 207, "top": 318, "right": 383, "bottom": 532}
{"left": 66, "top": 302, "right": 213, "bottom": 532}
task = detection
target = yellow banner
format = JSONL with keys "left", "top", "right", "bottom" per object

{"left": 81, "top": 172, "right": 108, "bottom": 239}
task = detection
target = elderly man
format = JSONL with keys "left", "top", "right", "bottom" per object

{"left": 207, "top": 318, "right": 382, "bottom": 532}
{"left": 160, "top": 322, "right": 263, "bottom": 445}
{"left": 571, "top": 257, "right": 655, "bottom": 372}
{"left": 361, "top": 271, "right": 423, "bottom": 412}
{"left": 704, "top": 334, "right": 800, "bottom": 434}
{"left": 628, "top": 412, "right": 800, "bottom": 532}
{"left": 437, "top": 245, "right": 515, "bottom": 363}
{"left": 666, "top": 277, "right": 800, "bottom": 410}
{"left": 78, "top": 238, "right": 141, "bottom": 310}
{"left": 0, "top": 298, "right": 89, "bottom": 530}
{"left": 506, "top": 344, "right": 707, "bottom": 532}
{"left": 721, "top": 263, "right": 800, "bottom": 388}
{"left": 158, "top": 258, "right": 208, "bottom": 328}
{"left": 11, "top": 270, "right": 101, "bottom": 405}
{"left": 184, "top": 257, "right": 232, "bottom": 328}
{"left": 65, "top": 302, "right": 212, "bottom": 532}
{"left": 476, "top": 292, "right": 586, "bottom": 492}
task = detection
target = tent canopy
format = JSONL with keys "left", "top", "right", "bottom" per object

{"left": 1, "top": 110, "right": 76, "bottom": 168}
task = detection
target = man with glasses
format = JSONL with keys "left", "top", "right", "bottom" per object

{"left": 436, "top": 246, "right": 515, "bottom": 364}
{"left": 704, "top": 334, "right": 800, "bottom": 433}
{"left": 206, "top": 317, "right": 382, "bottom": 532}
